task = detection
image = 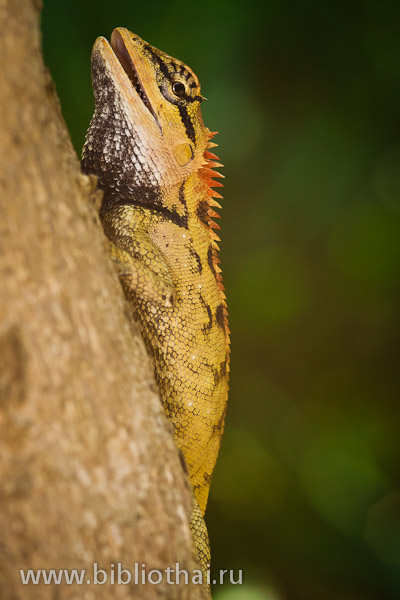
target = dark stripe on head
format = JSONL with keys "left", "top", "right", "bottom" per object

{"left": 185, "top": 95, "right": 203, "bottom": 103}
{"left": 144, "top": 44, "right": 172, "bottom": 81}
{"left": 143, "top": 44, "right": 198, "bottom": 143}
{"left": 144, "top": 45, "right": 197, "bottom": 95}
{"left": 177, "top": 104, "right": 196, "bottom": 144}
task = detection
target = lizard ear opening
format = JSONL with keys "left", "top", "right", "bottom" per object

{"left": 173, "top": 143, "right": 194, "bottom": 167}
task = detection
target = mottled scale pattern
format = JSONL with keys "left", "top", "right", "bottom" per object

{"left": 81, "top": 27, "right": 229, "bottom": 575}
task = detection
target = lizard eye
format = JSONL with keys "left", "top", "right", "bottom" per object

{"left": 172, "top": 81, "right": 186, "bottom": 97}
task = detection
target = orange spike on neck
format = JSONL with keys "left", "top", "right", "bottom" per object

{"left": 197, "top": 132, "right": 227, "bottom": 305}
{"left": 204, "top": 151, "right": 220, "bottom": 160}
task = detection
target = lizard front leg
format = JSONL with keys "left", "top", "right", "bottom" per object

{"left": 108, "top": 236, "right": 176, "bottom": 308}
{"left": 102, "top": 207, "right": 176, "bottom": 307}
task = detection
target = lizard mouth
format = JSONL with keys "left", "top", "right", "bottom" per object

{"left": 110, "top": 30, "right": 158, "bottom": 124}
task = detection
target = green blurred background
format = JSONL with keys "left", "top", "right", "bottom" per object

{"left": 42, "top": 1, "right": 400, "bottom": 598}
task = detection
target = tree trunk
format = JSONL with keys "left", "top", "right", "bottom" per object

{"left": 0, "top": 1, "right": 208, "bottom": 598}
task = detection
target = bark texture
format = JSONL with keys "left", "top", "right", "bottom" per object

{"left": 0, "top": 1, "right": 208, "bottom": 598}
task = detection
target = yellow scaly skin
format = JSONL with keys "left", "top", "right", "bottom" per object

{"left": 81, "top": 28, "right": 229, "bottom": 574}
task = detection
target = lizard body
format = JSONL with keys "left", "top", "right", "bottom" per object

{"left": 81, "top": 28, "right": 229, "bottom": 571}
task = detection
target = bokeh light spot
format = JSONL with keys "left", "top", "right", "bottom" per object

{"left": 215, "top": 583, "right": 283, "bottom": 600}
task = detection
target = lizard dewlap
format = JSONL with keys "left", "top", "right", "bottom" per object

{"left": 81, "top": 27, "right": 230, "bottom": 573}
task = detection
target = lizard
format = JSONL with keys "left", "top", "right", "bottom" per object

{"left": 81, "top": 27, "right": 230, "bottom": 576}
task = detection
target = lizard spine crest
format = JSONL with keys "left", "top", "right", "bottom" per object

{"left": 199, "top": 131, "right": 230, "bottom": 342}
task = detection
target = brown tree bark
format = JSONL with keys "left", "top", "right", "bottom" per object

{"left": 0, "top": 1, "right": 208, "bottom": 598}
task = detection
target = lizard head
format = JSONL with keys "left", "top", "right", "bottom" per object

{"left": 82, "top": 27, "right": 211, "bottom": 202}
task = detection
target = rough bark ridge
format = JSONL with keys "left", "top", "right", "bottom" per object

{"left": 0, "top": 1, "right": 208, "bottom": 598}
